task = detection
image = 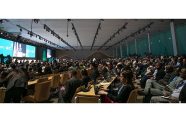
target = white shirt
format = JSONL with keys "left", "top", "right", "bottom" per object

{"left": 153, "top": 69, "right": 158, "bottom": 79}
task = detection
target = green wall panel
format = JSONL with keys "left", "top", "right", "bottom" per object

{"left": 150, "top": 30, "right": 173, "bottom": 56}
{"left": 175, "top": 24, "right": 186, "bottom": 55}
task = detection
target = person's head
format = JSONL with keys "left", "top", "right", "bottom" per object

{"left": 165, "top": 65, "right": 174, "bottom": 73}
{"left": 175, "top": 67, "right": 181, "bottom": 76}
{"left": 155, "top": 62, "right": 162, "bottom": 70}
{"left": 120, "top": 70, "right": 133, "bottom": 85}
{"left": 180, "top": 68, "right": 186, "bottom": 79}
{"left": 10, "top": 63, "right": 16, "bottom": 70}
{"left": 183, "top": 58, "right": 186, "bottom": 64}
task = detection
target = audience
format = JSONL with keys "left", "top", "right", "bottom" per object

{"left": 98, "top": 70, "right": 134, "bottom": 103}
{"left": 1, "top": 54, "right": 186, "bottom": 103}
{"left": 150, "top": 68, "right": 186, "bottom": 103}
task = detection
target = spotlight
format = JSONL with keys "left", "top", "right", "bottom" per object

{"left": 30, "top": 32, "right": 33, "bottom": 37}
{"left": 33, "top": 19, "right": 39, "bottom": 23}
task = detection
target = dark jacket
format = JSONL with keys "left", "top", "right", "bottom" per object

{"left": 81, "top": 76, "right": 91, "bottom": 88}
{"left": 107, "top": 84, "right": 133, "bottom": 103}
{"left": 158, "top": 72, "right": 176, "bottom": 86}
{"left": 155, "top": 69, "right": 166, "bottom": 81}
{"left": 44, "top": 66, "right": 52, "bottom": 74}
{"left": 63, "top": 77, "right": 82, "bottom": 103}
{"left": 179, "top": 83, "right": 186, "bottom": 103}
{"left": 107, "top": 78, "right": 122, "bottom": 96}
{"left": 91, "top": 67, "right": 100, "bottom": 84}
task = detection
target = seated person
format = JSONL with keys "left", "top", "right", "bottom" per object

{"left": 157, "top": 65, "right": 175, "bottom": 86}
{"left": 98, "top": 70, "right": 134, "bottom": 103}
{"left": 28, "top": 68, "right": 35, "bottom": 80}
{"left": 165, "top": 68, "right": 182, "bottom": 92}
{"left": 81, "top": 69, "right": 91, "bottom": 90}
{"left": 106, "top": 76, "right": 123, "bottom": 96}
{"left": 101, "top": 63, "right": 111, "bottom": 81}
{"left": 140, "top": 65, "right": 154, "bottom": 88}
{"left": 150, "top": 68, "right": 186, "bottom": 103}
{"left": 179, "top": 83, "right": 186, "bottom": 103}
{"left": 143, "top": 65, "right": 174, "bottom": 96}
{"left": 61, "top": 70, "right": 82, "bottom": 103}
{"left": 141, "top": 62, "right": 165, "bottom": 89}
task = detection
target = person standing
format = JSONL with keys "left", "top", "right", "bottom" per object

{"left": 0, "top": 64, "right": 28, "bottom": 103}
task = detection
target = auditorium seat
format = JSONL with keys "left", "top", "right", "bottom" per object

{"left": 60, "top": 72, "right": 70, "bottom": 85}
{"left": 74, "top": 96, "right": 101, "bottom": 103}
{"left": 23, "top": 81, "right": 51, "bottom": 103}
{"left": 51, "top": 74, "right": 61, "bottom": 89}
{"left": 127, "top": 89, "right": 138, "bottom": 103}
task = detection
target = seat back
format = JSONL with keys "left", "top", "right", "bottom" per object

{"left": 75, "top": 96, "right": 100, "bottom": 103}
{"left": 34, "top": 81, "right": 51, "bottom": 102}
{"left": 51, "top": 74, "right": 61, "bottom": 88}
{"left": 60, "top": 73, "right": 70, "bottom": 85}
{"left": 71, "top": 86, "right": 82, "bottom": 103}
{"left": 127, "top": 89, "right": 138, "bottom": 103}
{"left": 37, "top": 77, "right": 48, "bottom": 83}
{"left": 0, "top": 87, "right": 6, "bottom": 103}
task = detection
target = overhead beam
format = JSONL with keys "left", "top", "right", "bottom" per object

{"left": 90, "top": 21, "right": 101, "bottom": 50}
{"left": 71, "top": 22, "right": 83, "bottom": 49}
{"left": 105, "top": 22, "right": 154, "bottom": 50}
{"left": 98, "top": 22, "right": 128, "bottom": 50}
{"left": 43, "top": 24, "right": 76, "bottom": 51}
{"left": 16, "top": 24, "right": 66, "bottom": 49}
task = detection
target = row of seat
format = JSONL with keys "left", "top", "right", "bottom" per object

{"left": 24, "top": 69, "right": 93, "bottom": 103}
{"left": 72, "top": 77, "right": 140, "bottom": 103}
{"left": 73, "top": 88, "right": 139, "bottom": 103}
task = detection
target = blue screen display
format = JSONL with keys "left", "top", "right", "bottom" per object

{"left": 26, "top": 45, "right": 36, "bottom": 58}
{"left": 0, "top": 38, "right": 13, "bottom": 56}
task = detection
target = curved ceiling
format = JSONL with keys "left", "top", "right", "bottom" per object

{"left": 0, "top": 19, "right": 185, "bottom": 50}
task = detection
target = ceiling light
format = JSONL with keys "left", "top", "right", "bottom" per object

{"left": 33, "top": 19, "right": 39, "bottom": 23}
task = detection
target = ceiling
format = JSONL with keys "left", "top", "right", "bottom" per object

{"left": 0, "top": 19, "right": 185, "bottom": 50}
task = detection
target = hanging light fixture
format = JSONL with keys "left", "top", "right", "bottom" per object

{"left": 67, "top": 19, "right": 71, "bottom": 37}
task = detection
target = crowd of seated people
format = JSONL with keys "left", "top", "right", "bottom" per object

{"left": 0, "top": 55, "right": 186, "bottom": 103}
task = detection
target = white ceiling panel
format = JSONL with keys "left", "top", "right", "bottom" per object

{"left": 0, "top": 19, "right": 185, "bottom": 50}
